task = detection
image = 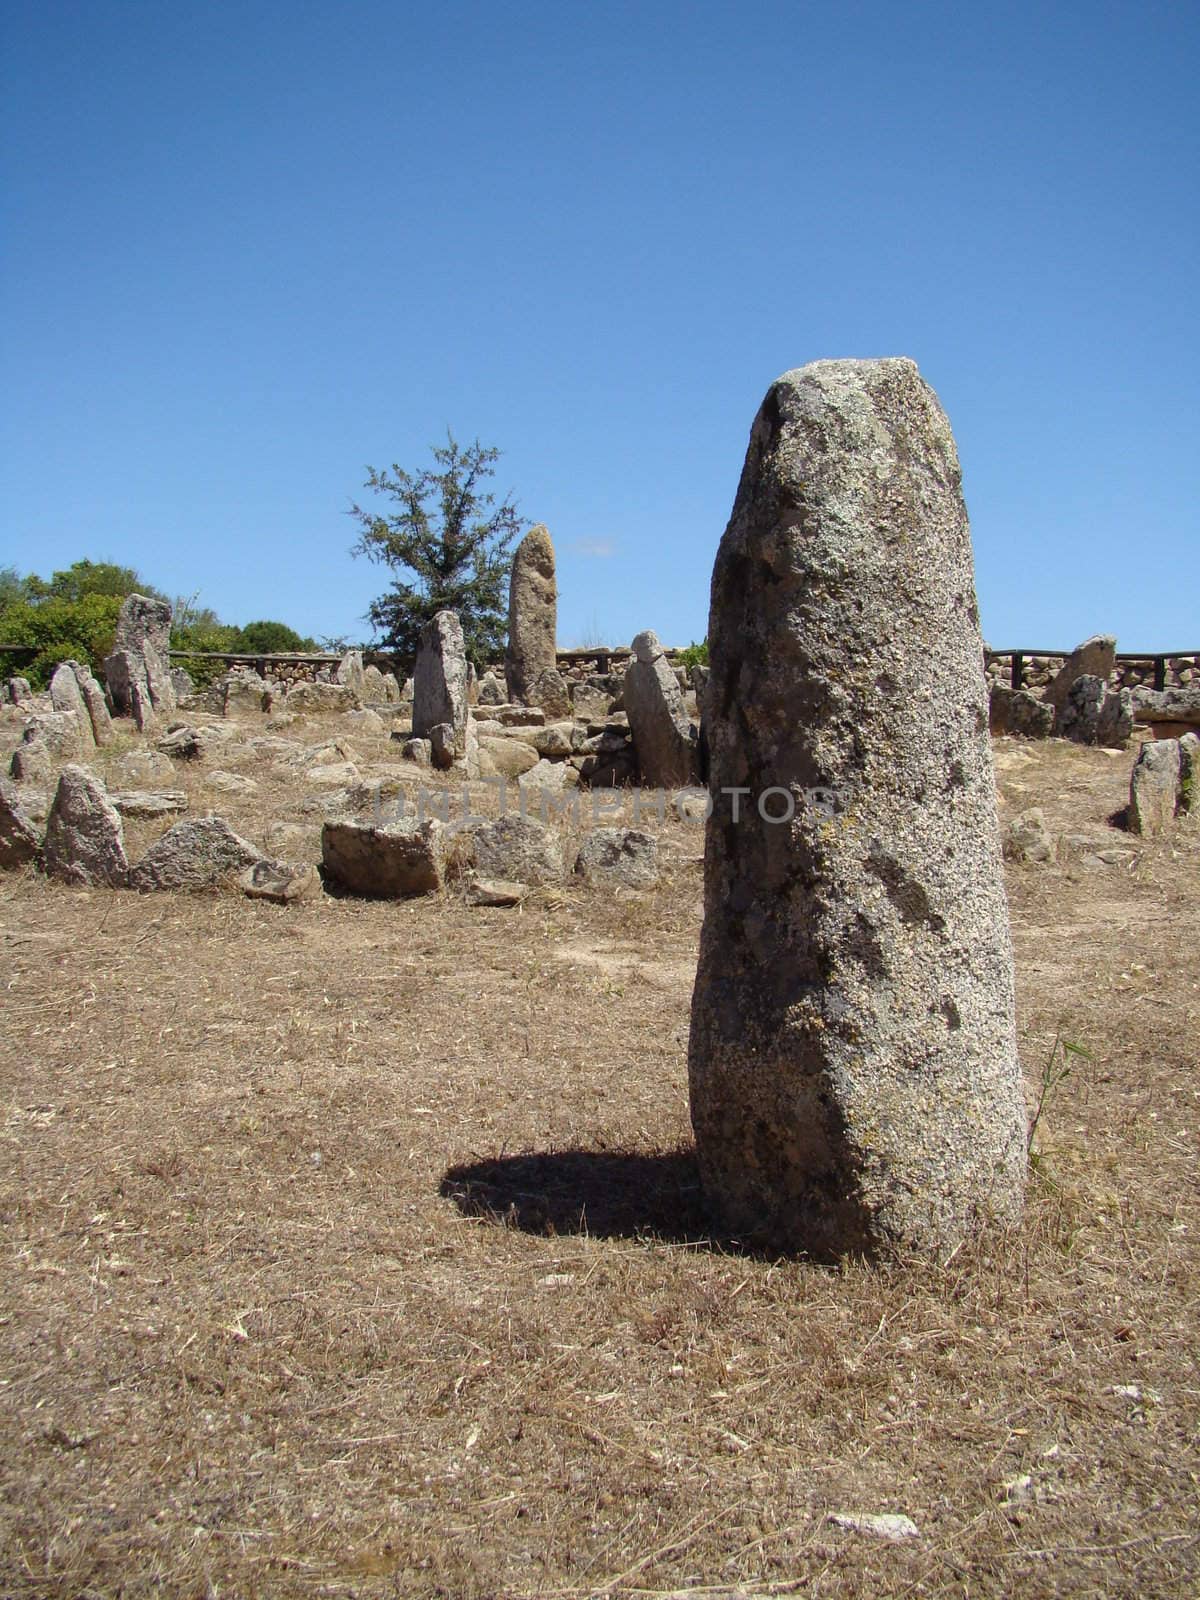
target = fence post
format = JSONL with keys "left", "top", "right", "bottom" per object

{"left": 1011, "top": 652, "right": 1024, "bottom": 691}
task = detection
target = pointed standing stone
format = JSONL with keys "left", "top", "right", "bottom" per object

{"left": 689, "top": 358, "right": 1025, "bottom": 1260}
{"left": 49, "top": 662, "right": 96, "bottom": 751}
{"left": 506, "top": 525, "right": 558, "bottom": 705}
{"left": 71, "top": 661, "right": 115, "bottom": 746}
{"left": 623, "top": 630, "right": 699, "bottom": 788}
{"left": 41, "top": 765, "right": 129, "bottom": 886}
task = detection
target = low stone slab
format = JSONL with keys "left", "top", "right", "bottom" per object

{"left": 111, "top": 790, "right": 189, "bottom": 819}
{"left": 465, "top": 877, "right": 528, "bottom": 907}
{"left": 285, "top": 682, "right": 358, "bottom": 715}
{"left": 573, "top": 827, "right": 659, "bottom": 887}
{"left": 321, "top": 817, "right": 444, "bottom": 898}
{"left": 241, "top": 860, "right": 322, "bottom": 904}
{"left": 127, "top": 817, "right": 264, "bottom": 892}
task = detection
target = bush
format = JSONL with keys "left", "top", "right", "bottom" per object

{"left": 228, "top": 620, "right": 317, "bottom": 655}
{"left": 676, "top": 638, "right": 709, "bottom": 669}
{"left": 0, "top": 593, "right": 124, "bottom": 688}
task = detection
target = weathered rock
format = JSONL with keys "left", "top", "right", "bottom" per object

{"left": 517, "top": 757, "right": 568, "bottom": 794}
{"left": 321, "top": 817, "right": 444, "bottom": 897}
{"left": 127, "top": 817, "right": 264, "bottom": 892}
{"left": 222, "top": 674, "right": 269, "bottom": 717}
{"left": 0, "top": 777, "right": 42, "bottom": 867}
{"left": 428, "top": 723, "right": 457, "bottom": 771}
{"left": 41, "top": 765, "right": 129, "bottom": 886}
{"left": 170, "top": 666, "right": 195, "bottom": 700}
{"left": 531, "top": 722, "right": 574, "bottom": 759}
{"left": 1128, "top": 739, "right": 1181, "bottom": 837}
{"left": 157, "top": 725, "right": 205, "bottom": 760}
{"left": 49, "top": 662, "right": 96, "bottom": 750}
{"left": 240, "top": 859, "right": 322, "bottom": 904}
{"left": 494, "top": 705, "right": 545, "bottom": 727}
{"left": 574, "top": 828, "right": 659, "bottom": 887}
{"left": 400, "top": 737, "right": 433, "bottom": 767}
{"left": 307, "top": 760, "right": 360, "bottom": 787}
{"left": 478, "top": 736, "right": 539, "bottom": 778}
{"left": 570, "top": 682, "right": 612, "bottom": 723}
{"left": 71, "top": 662, "right": 115, "bottom": 745}
{"left": 413, "top": 611, "right": 474, "bottom": 771}
{"left": 111, "top": 790, "right": 189, "bottom": 819}
{"left": 285, "top": 681, "right": 359, "bottom": 715}
{"left": 1058, "top": 675, "right": 1134, "bottom": 748}
{"left": 1179, "top": 732, "right": 1199, "bottom": 813}
{"left": 623, "top": 630, "right": 699, "bottom": 788}
{"left": 524, "top": 666, "right": 572, "bottom": 720}
{"left": 477, "top": 670, "right": 506, "bottom": 706}
{"left": 988, "top": 684, "right": 1054, "bottom": 739}
{"left": 206, "top": 769, "right": 258, "bottom": 795}
{"left": 4, "top": 677, "right": 33, "bottom": 705}
{"left": 335, "top": 650, "right": 366, "bottom": 699}
{"left": 129, "top": 678, "right": 157, "bottom": 732}
{"left": 1131, "top": 684, "right": 1200, "bottom": 733}
{"left": 106, "top": 593, "right": 176, "bottom": 716}
{"left": 465, "top": 876, "right": 528, "bottom": 907}
{"left": 10, "top": 737, "right": 53, "bottom": 785}
{"left": 358, "top": 662, "right": 389, "bottom": 702}
{"left": 689, "top": 357, "right": 1025, "bottom": 1259}
{"left": 1002, "top": 808, "right": 1054, "bottom": 863}
{"left": 471, "top": 815, "right": 562, "bottom": 885}
{"left": 1045, "top": 634, "right": 1117, "bottom": 716}
{"left": 575, "top": 747, "right": 637, "bottom": 788}
{"left": 506, "top": 525, "right": 558, "bottom": 705}
{"left": 23, "top": 711, "right": 82, "bottom": 759}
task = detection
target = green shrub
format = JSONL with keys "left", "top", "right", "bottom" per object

{"left": 676, "top": 638, "right": 709, "bottom": 669}
{"left": 0, "top": 593, "right": 124, "bottom": 687}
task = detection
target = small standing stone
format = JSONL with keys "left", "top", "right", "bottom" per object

{"left": 689, "top": 358, "right": 1025, "bottom": 1259}
{"left": 506, "top": 525, "right": 558, "bottom": 705}
{"left": 1128, "top": 739, "right": 1181, "bottom": 837}
{"left": 1045, "top": 635, "right": 1117, "bottom": 719}
{"left": 49, "top": 663, "right": 96, "bottom": 751}
{"left": 0, "top": 777, "right": 42, "bottom": 868}
{"left": 573, "top": 828, "right": 659, "bottom": 887}
{"left": 623, "top": 630, "right": 698, "bottom": 788}
{"left": 71, "top": 662, "right": 115, "bottom": 746}
{"left": 413, "top": 611, "right": 475, "bottom": 773}
{"left": 41, "top": 765, "right": 129, "bottom": 886}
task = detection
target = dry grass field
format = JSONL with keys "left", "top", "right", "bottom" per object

{"left": 1, "top": 715, "right": 1197, "bottom": 1597}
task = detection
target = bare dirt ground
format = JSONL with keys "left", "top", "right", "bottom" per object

{"left": 1, "top": 717, "right": 1197, "bottom": 1598}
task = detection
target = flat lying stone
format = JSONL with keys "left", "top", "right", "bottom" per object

{"left": 111, "top": 790, "right": 189, "bottom": 819}
{"left": 321, "top": 817, "right": 444, "bottom": 898}
{"left": 127, "top": 817, "right": 263, "bottom": 892}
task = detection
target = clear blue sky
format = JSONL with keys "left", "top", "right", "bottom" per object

{"left": 2, "top": 1, "right": 1196, "bottom": 651}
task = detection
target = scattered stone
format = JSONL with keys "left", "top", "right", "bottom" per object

{"left": 111, "top": 790, "right": 189, "bottom": 819}
{"left": 495, "top": 705, "right": 545, "bottom": 727}
{"left": 478, "top": 737, "right": 539, "bottom": 778}
{"left": 1002, "top": 808, "right": 1054, "bottom": 863}
{"left": 828, "top": 1512, "right": 920, "bottom": 1542}
{"left": 401, "top": 737, "right": 432, "bottom": 767}
{"left": 4, "top": 677, "right": 33, "bottom": 705}
{"left": 1128, "top": 739, "right": 1181, "bottom": 837}
{"left": 307, "top": 760, "right": 360, "bottom": 786}
{"left": 413, "top": 611, "right": 474, "bottom": 771}
{"left": 524, "top": 666, "right": 572, "bottom": 720}
{"left": 428, "top": 722, "right": 458, "bottom": 771}
{"left": 1131, "top": 684, "right": 1200, "bottom": 734}
{"left": 22, "top": 711, "right": 83, "bottom": 760}
{"left": 127, "top": 817, "right": 264, "bottom": 892}
{"left": 690, "top": 357, "right": 1025, "bottom": 1259}
{"left": 335, "top": 650, "right": 366, "bottom": 699}
{"left": 472, "top": 815, "right": 562, "bottom": 885}
{"left": 346, "top": 708, "right": 386, "bottom": 736}
{"left": 477, "top": 670, "right": 506, "bottom": 705}
{"left": 466, "top": 876, "right": 528, "bottom": 907}
{"left": 41, "top": 765, "right": 129, "bottom": 886}
{"left": 157, "top": 725, "right": 205, "bottom": 761}
{"left": 570, "top": 682, "right": 611, "bottom": 723}
{"left": 285, "top": 681, "right": 359, "bottom": 715}
{"left": 222, "top": 674, "right": 269, "bottom": 717}
{"left": 0, "top": 777, "right": 42, "bottom": 867}
{"left": 506, "top": 524, "right": 558, "bottom": 705}
{"left": 240, "top": 859, "right": 321, "bottom": 904}
{"left": 624, "top": 630, "right": 699, "bottom": 788}
{"left": 1059, "top": 675, "right": 1134, "bottom": 748}
{"left": 1045, "top": 634, "right": 1117, "bottom": 718}
{"left": 206, "top": 769, "right": 259, "bottom": 795}
{"left": 10, "top": 736, "right": 52, "bottom": 785}
{"left": 517, "top": 758, "right": 568, "bottom": 794}
{"left": 574, "top": 828, "right": 659, "bottom": 887}
{"left": 321, "top": 817, "right": 445, "bottom": 897}
{"left": 988, "top": 685, "right": 1055, "bottom": 739}
{"left": 532, "top": 722, "right": 574, "bottom": 759}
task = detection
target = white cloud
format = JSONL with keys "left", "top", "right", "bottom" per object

{"left": 569, "top": 537, "right": 616, "bottom": 559}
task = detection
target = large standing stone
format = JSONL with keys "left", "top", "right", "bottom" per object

{"left": 49, "top": 662, "right": 96, "bottom": 751}
{"left": 1045, "top": 634, "right": 1117, "bottom": 719}
{"left": 413, "top": 611, "right": 474, "bottom": 772}
{"left": 623, "top": 630, "right": 699, "bottom": 788}
{"left": 41, "top": 765, "right": 129, "bottom": 886}
{"left": 105, "top": 593, "right": 176, "bottom": 717}
{"left": 1128, "top": 739, "right": 1181, "bottom": 837}
{"left": 689, "top": 358, "right": 1025, "bottom": 1259}
{"left": 506, "top": 525, "right": 558, "bottom": 706}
